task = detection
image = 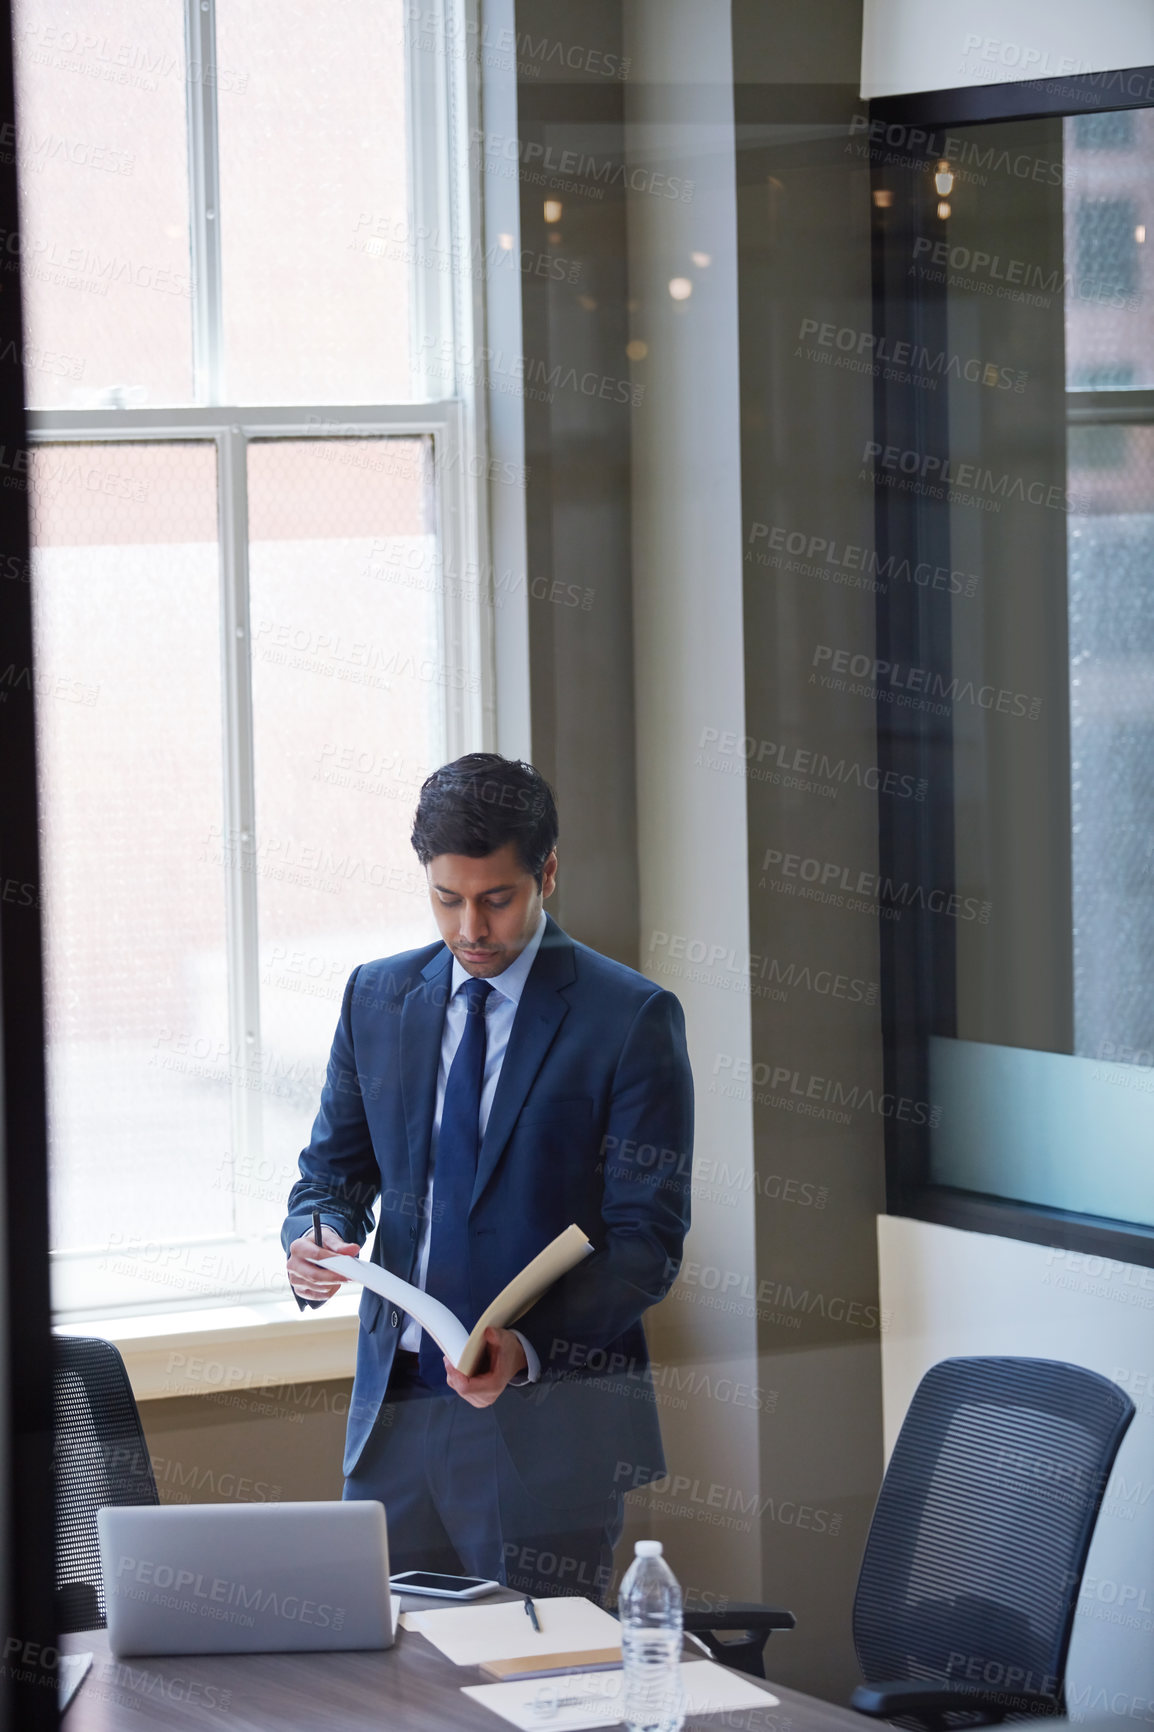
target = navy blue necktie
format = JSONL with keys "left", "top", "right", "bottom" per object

{"left": 419, "top": 977, "right": 494, "bottom": 1385}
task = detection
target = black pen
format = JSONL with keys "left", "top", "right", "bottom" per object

{"left": 312, "top": 1210, "right": 323, "bottom": 1249}
{"left": 524, "top": 1595, "right": 541, "bottom": 1633}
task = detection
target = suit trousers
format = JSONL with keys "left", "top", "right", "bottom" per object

{"left": 342, "top": 1356, "right": 624, "bottom": 1603}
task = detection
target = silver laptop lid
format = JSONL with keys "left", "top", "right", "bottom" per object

{"left": 98, "top": 1501, "right": 393, "bottom": 1657}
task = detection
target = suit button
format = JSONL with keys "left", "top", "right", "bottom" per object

{"left": 390, "top": 1309, "right": 400, "bottom": 1328}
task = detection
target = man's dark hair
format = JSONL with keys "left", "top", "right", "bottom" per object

{"left": 410, "top": 754, "right": 559, "bottom": 885}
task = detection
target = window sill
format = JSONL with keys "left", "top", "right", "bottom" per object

{"left": 54, "top": 1291, "right": 361, "bottom": 1402}
{"left": 895, "top": 1186, "right": 1154, "bottom": 1272}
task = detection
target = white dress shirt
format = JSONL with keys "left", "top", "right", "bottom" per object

{"left": 398, "top": 910, "right": 547, "bottom": 1380}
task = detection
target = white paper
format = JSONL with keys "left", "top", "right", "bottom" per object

{"left": 319, "top": 1256, "right": 469, "bottom": 1366}
{"left": 462, "top": 1660, "right": 780, "bottom": 1730}
{"left": 319, "top": 1222, "right": 593, "bottom": 1375}
{"left": 59, "top": 1651, "right": 93, "bottom": 1713}
{"left": 404, "top": 1596, "right": 623, "bottom": 1667}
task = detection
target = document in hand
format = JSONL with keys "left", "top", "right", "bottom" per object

{"left": 320, "top": 1222, "right": 593, "bottom": 1375}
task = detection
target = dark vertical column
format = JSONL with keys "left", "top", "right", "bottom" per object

{"left": 0, "top": 0, "right": 56, "bottom": 1721}
{"left": 871, "top": 112, "right": 1071, "bottom": 1222}
{"left": 514, "top": 0, "right": 640, "bottom": 965}
{"left": 731, "top": 0, "right": 887, "bottom": 1698}
{"left": 940, "top": 117, "right": 1073, "bottom": 1058}
{"left": 869, "top": 131, "right": 957, "bottom": 1214}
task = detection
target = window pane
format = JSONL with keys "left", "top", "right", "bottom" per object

{"left": 930, "top": 417, "right": 1154, "bottom": 1230}
{"left": 1065, "top": 109, "right": 1154, "bottom": 391}
{"left": 31, "top": 444, "right": 228, "bottom": 1257}
{"left": 1075, "top": 199, "right": 1139, "bottom": 298}
{"left": 215, "top": 2, "right": 413, "bottom": 403}
{"left": 1068, "top": 424, "right": 1154, "bottom": 1065}
{"left": 926, "top": 119, "right": 1154, "bottom": 1230}
{"left": 12, "top": 0, "right": 194, "bottom": 408}
{"left": 247, "top": 438, "right": 442, "bottom": 1195}
{"left": 1072, "top": 111, "right": 1135, "bottom": 152}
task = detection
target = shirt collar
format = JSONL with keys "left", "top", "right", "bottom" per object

{"left": 449, "top": 910, "right": 547, "bottom": 1006}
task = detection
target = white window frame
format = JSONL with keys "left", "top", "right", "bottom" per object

{"left": 37, "top": 0, "right": 499, "bottom": 1323}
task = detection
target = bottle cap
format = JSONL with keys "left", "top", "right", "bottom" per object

{"left": 634, "top": 1540, "right": 664, "bottom": 1557}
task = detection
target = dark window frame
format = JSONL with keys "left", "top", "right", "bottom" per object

{"left": 870, "top": 64, "right": 1154, "bottom": 1272}
{"left": 0, "top": 0, "right": 56, "bottom": 1719}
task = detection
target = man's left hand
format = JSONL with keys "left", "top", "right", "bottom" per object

{"left": 444, "top": 1326, "right": 527, "bottom": 1408}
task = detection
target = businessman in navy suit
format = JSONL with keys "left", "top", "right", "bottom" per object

{"left": 283, "top": 754, "right": 693, "bottom": 1600}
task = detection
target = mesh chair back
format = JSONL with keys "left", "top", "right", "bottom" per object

{"left": 853, "top": 1357, "right": 1134, "bottom": 1713}
{"left": 54, "top": 1336, "right": 159, "bottom": 1631}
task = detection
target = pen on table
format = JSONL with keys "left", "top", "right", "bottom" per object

{"left": 524, "top": 1595, "right": 542, "bottom": 1633}
{"left": 533, "top": 1698, "right": 603, "bottom": 1716}
{"left": 312, "top": 1210, "right": 323, "bottom": 1249}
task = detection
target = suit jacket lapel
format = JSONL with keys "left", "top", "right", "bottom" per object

{"left": 471, "top": 915, "right": 575, "bottom": 1210}
{"left": 400, "top": 948, "right": 452, "bottom": 1206}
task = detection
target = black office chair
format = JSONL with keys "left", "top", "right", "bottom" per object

{"left": 54, "top": 1335, "right": 159, "bottom": 1632}
{"left": 850, "top": 1356, "right": 1135, "bottom": 1726}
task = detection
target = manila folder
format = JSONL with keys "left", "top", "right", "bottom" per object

{"left": 462, "top": 1223, "right": 594, "bottom": 1374}
{"left": 321, "top": 1223, "right": 593, "bottom": 1375}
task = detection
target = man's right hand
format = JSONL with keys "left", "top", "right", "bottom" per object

{"left": 286, "top": 1225, "right": 361, "bottom": 1302}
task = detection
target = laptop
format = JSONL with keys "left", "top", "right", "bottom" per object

{"left": 98, "top": 1500, "right": 394, "bottom": 1657}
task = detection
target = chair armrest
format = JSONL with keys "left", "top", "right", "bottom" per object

{"left": 852, "top": 1679, "right": 1062, "bottom": 1721}
{"left": 683, "top": 1603, "right": 795, "bottom": 1634}
{"left": 679, "top": 1604, "right": 794, "bottom": 1682}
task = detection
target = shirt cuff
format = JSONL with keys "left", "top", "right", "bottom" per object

{"left": 510, "top": 1331, "right": 540, "bottom": 1384}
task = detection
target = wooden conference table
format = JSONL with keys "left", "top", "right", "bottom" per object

{"left": 60, "top": 1594, "right": 873, "bottom": 1732}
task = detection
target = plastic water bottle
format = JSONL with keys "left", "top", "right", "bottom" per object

{"left": 619, "top": 1539, "right": 686, "bottom": 1732}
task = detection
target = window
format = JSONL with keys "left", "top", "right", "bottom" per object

{"left": 20, "top": 0, "right": 492, "bottom": 1316}
{"left": 1073, "top": 110, "right": 1135, "bottom": 151}
{"left": 1065, "top": 112, "right": 1154, "bottom": 1082}
{"left": 871, "top": 99, "right": 1154, "bottom": 1261}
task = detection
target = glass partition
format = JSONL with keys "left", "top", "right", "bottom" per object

{"left": 874, "top": 106, "right": 1154, "bottom": 1240}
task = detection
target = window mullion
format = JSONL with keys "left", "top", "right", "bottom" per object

{"left": 405, "top": 0, "right": 455, "bottom": 396}
{"left": 217, "top": 427, "right": 262, "bottom": 1216}
{"left": 27, "top": 404, "right": 459, "bottom": 442}
{"left": 436, "top": 408, "right": 478, "bottom": 759}
{"left": 445, "top": 0, "right": 493, "bottom": 754}
{"left": 185, "top": 0, "right": 225, "bottom": 405}
{"left": 1066, "top": 388, "right": 1154, "bottom": 423}
{"left": 407, "top": 0, "right": 491, "bottom": 758}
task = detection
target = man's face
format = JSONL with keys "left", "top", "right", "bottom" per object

{"left": 426, "top": 842, "right": 557, "bottom": 977}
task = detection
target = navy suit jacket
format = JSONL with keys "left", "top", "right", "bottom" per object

{"left": 281, "top": 914, "right": 694, "bottom": 1505}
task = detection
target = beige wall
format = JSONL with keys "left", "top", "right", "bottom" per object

{"left": 861, "top": 0, "right": 1154, "bottom": 100}
{"left": 730, "top": 0, "right": 886, "bottom": 1692}
{"left": 139, "top": 1379, "right": 352, "bottom": 1508}
{"left": 622, "top": 0, "right": 762, "bottom": 1605}
{"left": 620, "top": 0, "right": 891, "bottom": 1700}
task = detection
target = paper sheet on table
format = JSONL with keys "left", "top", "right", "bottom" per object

{"left": 320, "top": 1223, "right": 593, "bottom": 1375}
{"left": 461, "top": 1659, "right": 781, "bottom": 1729}
{"left": 403, "top": 1596, "right": 622, "bottom": 1666}
{"left": 59, "top": 1651, "right": 92, "bottom": 1714}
